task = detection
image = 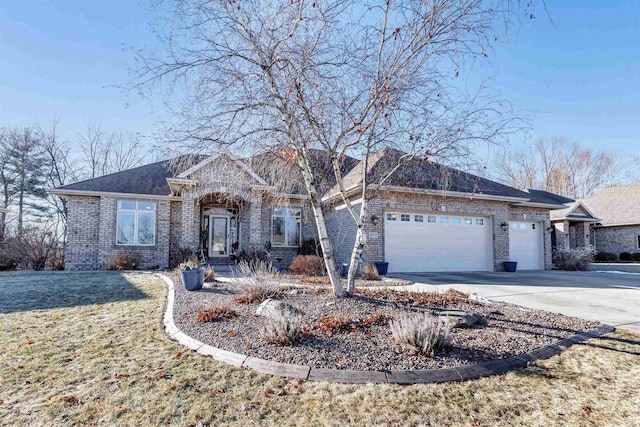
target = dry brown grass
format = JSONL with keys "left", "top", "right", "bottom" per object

{"left": 0, "top": 272, "right": 638, "bottom": 426}
{"left": 195, "top": 306, "right": 237, "bottom": 323}
{"left": 359, "top": 287, "right": 476, "bottom": 308}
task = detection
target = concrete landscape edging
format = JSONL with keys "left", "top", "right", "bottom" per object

{"left": 158, "top": 273, "right": 615, "bottom": 384}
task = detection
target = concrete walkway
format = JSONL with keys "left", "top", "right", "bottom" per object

{"left": 390, "top": 270, "right": 640, "bottom": 333}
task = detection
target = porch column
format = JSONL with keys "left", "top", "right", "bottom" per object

{"left": 180, "top": 193, "right": 199, "bottom": 250}
{"left": 248, "top": 193, "right": 263, "bottom": 247}
{"left": 562, "top": 220, "right": 570, "bottom": 249}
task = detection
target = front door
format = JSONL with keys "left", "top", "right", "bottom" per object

{"left": 209, "top": 216, "right": 229, "bottom": 256}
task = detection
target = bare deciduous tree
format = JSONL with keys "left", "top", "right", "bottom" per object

{"left": 494, "top": 137, "right": 619, "bottom": 199}
{"left": 133, "top": 0, "right": 530, "bottom": 295}
{"left": 78, "top": 124, "right": 145, "bottom": 178}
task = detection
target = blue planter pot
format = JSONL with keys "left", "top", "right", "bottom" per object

{"left": 181, "top": 267, "right": 204, "bottom": 291}
{"left": 503, "top": 261, "right": 518, "bottom": 272}
{"left": 374, "top": 261, "right": 389, "bottom": 275}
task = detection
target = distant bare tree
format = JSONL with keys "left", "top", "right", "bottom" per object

{"left": 494, "top": 137, "right": 619, "bottom": 199}
{"left": 133, "top": 0, "right": 533, "bottom": 296}
{"left": 78, "top": 124, "right": 145, "bottom": 178}
{"left": 38, "top": 121, "right": 80, "bottom": 238}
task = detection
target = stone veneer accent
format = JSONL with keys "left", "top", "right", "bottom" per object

{"left": 594, "top": 225, "right": 640, "bottom": 256}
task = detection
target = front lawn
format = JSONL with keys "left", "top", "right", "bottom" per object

{"left": 0, "top": 272, "right": 638, "bottom": 426}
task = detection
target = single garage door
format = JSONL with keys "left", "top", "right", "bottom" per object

{"left": 384, "top": 212, "right": 493, "bottom": 273}
{"left": 508, "top": 221, "right": 543, "bottom": 270}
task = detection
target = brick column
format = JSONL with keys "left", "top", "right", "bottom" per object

{"left": 248, "top": 193, "right": 263, "bottom": 247}
{"left": 181, "top": 193, "right": 199, "bottom": 250}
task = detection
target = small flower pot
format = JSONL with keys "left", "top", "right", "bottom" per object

{"left": 503, "top": 261, "right": 517, "bottom": 272}
{"left": 181, "top": 267, "right": 204, "bottom": 291}
{"left": 374, "top": 261, "right": 389, "bottom": 275}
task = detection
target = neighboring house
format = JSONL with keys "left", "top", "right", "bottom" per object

{"left": 548, "top": 195, "right": 600, "bottom": 252}
{"left": 578, "top": 184, "right": 640, "bottom": 256}
{"left": 51, "top": 148, "right": 568, "bottom": 272}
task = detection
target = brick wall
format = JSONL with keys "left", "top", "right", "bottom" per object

{"left": 97, "top": 197, "right": 171, "bottom": 270}
{"left": 169, "top": 200, "right": 183, "bottom": 268}
{"left": 594, "top": 225, "right": 640, "bottom": 255}
{"left": 65, "top": 196, "right": 100, "bottom": 270}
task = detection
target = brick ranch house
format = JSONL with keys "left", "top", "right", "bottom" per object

{"left": 51, "top": 148, "right": 569, "bottom": 273}
{"left": 551, "top": 183, "right": 640, "bottom": 257}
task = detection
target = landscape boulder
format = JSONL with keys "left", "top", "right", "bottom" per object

{"left": 256, "top": 299, "right": 303, "bottom": 321}
{"left": 438, "top": 310, "right": 480, "bottom": 328}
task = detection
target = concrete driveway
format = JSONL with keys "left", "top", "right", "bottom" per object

{"left": 389, "top": 270, "right": 640, "bottom": 333}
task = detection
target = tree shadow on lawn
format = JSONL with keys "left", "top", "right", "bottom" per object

{"left": 0, "top": 272, "right": 149, "bottom": 314}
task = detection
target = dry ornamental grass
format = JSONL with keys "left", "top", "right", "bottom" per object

{"left": 0, "top": 272, "right": 638, "bottom": 426}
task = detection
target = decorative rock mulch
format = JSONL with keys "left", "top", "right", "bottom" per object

{"left": 161, "top": 274, "right": 614, "bottom": 384}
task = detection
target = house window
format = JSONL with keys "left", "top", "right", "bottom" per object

{"left": 272, "top": 208, "right": 301, "bottom": 247}
{"left": 637, "top": 235, "right": 640, "bottom": 249}
{"left": 476, "top": 218, "right": 484, "bottom": 226}
{"left": 116, "top": 200, "right": 156, "bottom": 246}
{"left": 451, "top": 217, "right": 461, "bottom": 225}
{"left": 414, "top": 215, "right": 424, "bottom": 223}
{"left": 427, "top": 215, "right": 437, "bottom": 223}
{"left": 440, "top": 216, "right": 449, "bottom": 224}
{"left": 386, "top": 213, "right": 397, "bottom": 221}
{"left": 464, "top": 217, "right": 472, "bottom": 225}
{"left": 401, "top": 214, "right": 411, "bottom": 222}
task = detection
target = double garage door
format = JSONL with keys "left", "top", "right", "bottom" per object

{"left": 384, "top": 212, "right": 493, "bottom": 273}
{"left": 384, "top": 212, "right": 543, "bottom": 273}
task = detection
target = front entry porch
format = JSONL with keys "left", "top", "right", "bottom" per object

{"left": 198, "top": 195, "right": 243, "bottom": 264}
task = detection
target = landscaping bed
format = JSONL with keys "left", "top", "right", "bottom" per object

{"left": 172, "top": 276, "right": 600, "bottom": 371}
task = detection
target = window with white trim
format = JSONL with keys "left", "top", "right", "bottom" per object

{"left": 400, "top": 214, "right": 411, "bottom": 222}
{"left": 476, "top": 218, "right": 484, "bottom": 226}
{"left": 414, "top": 215, "right": 424, "bottom": 222}
{"left": 386, "top": 213, "right": 397, "bottom": 221}
{"left": 451, "top": 217, "right": 461, "bottom": 225}
{"left": 271, "top": 208, "right": 301, "bottom": 247}
{"left": 427, "top": 215, "right": 437, "bottom": 223}
{"left": 116, "top": 200, "right": 156, "bottom": 246}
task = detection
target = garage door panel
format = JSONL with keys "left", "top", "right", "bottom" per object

{"left": 508, "top": 221, "right": 543, "bottom": 270}
{"left": 385, "top": 213, "right": 492, "bottom": 273}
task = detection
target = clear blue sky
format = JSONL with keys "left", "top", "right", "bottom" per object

{"left": 1, "top": 1, "right": 639, "bottom": 155}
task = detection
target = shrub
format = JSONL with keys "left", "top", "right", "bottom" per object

{"left": 389, "top": 313, "right": 451, "bottom": 356}
{"left": 170, "top": 246, "right": 196, "bottom": 268}
{"left": 0, "top": 240, "right": 18, "bottom": 271}
{"left": 362, "top": 262, "right": 379, "bottom": 280}
{"left": 619, "top": 252, "right": 632, "bottom": 262}
{"left": 315, "top": 314, "right": 352, "bottom": 334}
{"left": 232, "top": 260, "right": 281, "bottom": 304}
{"left": 262, "top": 318, "right": 302, "bottom": 346}
{"left": 631, "top": 252, "right": 640, "bottom": 262}
{"left": 237, "top": 247, "right": 268, "bottom": 263}
{"left": 107, "top": 250, "right": 142, "bottom": 270}
{"left": 364, "top": 311, "right": 391, "bottom": 326}
{"left": 593, "top": 251, "right": 617, "bottom": 262}
{"left": 299, "top": 238, "right": 323, "bottom": 257}
{"left": 552, "top": 247, "right": 595, "bottom": 271}
{"left": 204, "top": 265, "right": 216, "bottom": 282}
{"left": 289, "top": 255, "right": 325, "bottom": 276}
{"left": 195, "top": 306, "right": 237, "bottom": 322}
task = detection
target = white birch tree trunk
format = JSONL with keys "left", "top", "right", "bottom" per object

{"left": 297, "top": 149, "right": 344, "bottom": 297}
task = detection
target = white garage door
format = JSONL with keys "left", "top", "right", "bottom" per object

{"left": 384, "top": 212, "right": 493, "bottom": 273}
{"left": 508, "top": 221, "right": 543, "bottom": 270}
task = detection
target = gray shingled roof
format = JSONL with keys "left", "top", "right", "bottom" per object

{"left": 55, "top": 155, "right": 207, "bottom": 196}
{"left": 327, "top": 147, "right": 532, "bottom": 199}
{"left": 581, "top": 184, "right": 640, "bottom": 226}
{"left": 526, "top": 189, "right": 575, "bottom": 206}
